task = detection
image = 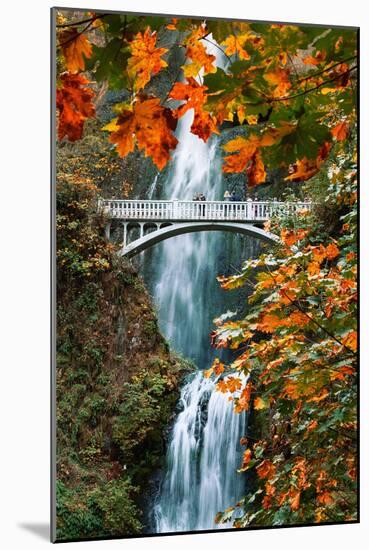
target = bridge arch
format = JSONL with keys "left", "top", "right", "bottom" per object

{"left": 118, "top": 221, "right": 279, "bottom": 258}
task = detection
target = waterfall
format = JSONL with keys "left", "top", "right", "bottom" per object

{"left": 154, "top": 372, "right": 247, "bottom": 533}
{"left": 139, "top": 38, "right": 258, "bottom": 533}
{"left": 140, "top": 110, "right": 252, "bottom": 533}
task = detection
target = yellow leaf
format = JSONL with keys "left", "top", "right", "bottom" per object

{"left": 203, "top": 367, "right": 213, "bottom": 379}
{"left": 342, "top": 331, "right": 357, "bottom": 352}
{"left": 102, "top": 117, "right": 120, "bottom": 132}
{"left": 221, "top": 34, "right": 251, "bottom": 60}
{"left": 254, "top": 396, "right": 269, "bottom": 410}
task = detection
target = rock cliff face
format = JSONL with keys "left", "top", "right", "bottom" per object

{"left": 55, "top": 130, "right": 193, "bottom": 541}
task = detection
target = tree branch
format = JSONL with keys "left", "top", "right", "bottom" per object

{"left": 296, "top": 55, "right": 358, "bottom": 84}
{"left": 58, "top": 19, "right": 96, "bottom": 48}
{"left": 56, "top": 14, "right": 108, "bottom": 28}
{"left": 244, "top": 66, "right": 357, "bottom": 106}
{"left": 264, "top": 265, "right": 356, "bottom": 356}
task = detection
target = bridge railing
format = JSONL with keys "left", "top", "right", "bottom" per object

{"left": 99, "top": 199, "right": 312, "bottom": 222}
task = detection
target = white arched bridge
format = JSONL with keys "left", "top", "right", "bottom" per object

{"left": 99, "top": 198, "right": 312, "bottom": 258}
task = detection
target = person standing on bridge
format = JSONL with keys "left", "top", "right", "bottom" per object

{"left": 199, "top": 193, "right": 206, "bottom": 216}
{"left": 193, "top": 192, "right": 201, "bottom": 217}
{"left": 224, "top": 190, "right": 231, "bottom": 218}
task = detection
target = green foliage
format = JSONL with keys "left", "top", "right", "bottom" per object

{"left": 55, "top": 131, "right": 190, "bottom": 537}
{"left": 112, "top": 369, "right": 175, "bottom": 466}
{"left": 56, "top": 479, "right": 141, "bottom": 540}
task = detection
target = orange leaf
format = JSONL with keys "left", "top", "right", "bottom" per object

{"left": 240, "top": 448, "right": 252, "bottom": 470}
{"left": 257, "top": 313, "right": 282, "bottom": 333}
{"left": 56, "top": 73, "right": 95, "bottom": 141}
{"left": 59, "top": 29, "right": 92, "bottom": 73}
{"left": 325, "top": 242, "right": 340, "bottom": 260}
{"left": 312, "top": 244, "right": 326, "bottom": 263}
{"left": 285, "top": 158, "right": 319, "bottom": 182}
{"left": 289, "top": 489, "right": 301, "bottom": 511}
{"left": 169, "top": 77, "right": 218, "bottom": 141}
{"left": 127, "top": 27, "right": 168, "bottom": 90}
{"left": 307, "top": 419, "right": 318, "bottom": 432}
{"left": 213, "top": 360, "right": 225, "bottom": 376}
{"left": 254, "top": 396, "right": 269, "bottom": 410}
{"left": 307, "top": 261, "right": 321, "bottom": 277}
{"left": 223, "top": 135, "right": 260, "bottom": 173}
{"left": 227, "top": 376, "right": 243, "bottom": 393}
{"left": 264, "top": 67, "right": 291, "bottom": 97}
{"left": 285, "top": 311, "right": 310, "bottom": 328}
{"left": 216, "top": 379, "right": 228, "bottom": 393}
{"left": 256, "top": 459, "right": 276, "bottom": 480}
{"left": 234, "top": 381, "right": 252, "bottom": 412}
{"left": 317, "top": 491, "right": 334, "bottom": 505}
{"left": 342, "top": 331, "right": 357, "bottom": 352}
{"left": 105, "top": 97, "right": 178, "bottom": 169}
{"left": 331, "top": 121, "right": 348, "bottom": 141}
{"left": 280, "top": 228, "right": 308, "bottom": 246}
{"left": 303, "top": 50, "right": 326, "bottom": 66}
{"left": 184, "top": 24, "right": 216, "bottom": 77}
{"left": 223, "top": 123, "right": 295, "bottom": 178}
{"left": 247, "top": 150, "right": 266, "bottom": 186}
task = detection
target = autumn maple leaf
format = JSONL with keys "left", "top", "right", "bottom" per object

{"left": 342, "top": 330, "right": 357, "bottom": 352}
{"left": 303, "top": 50, "right": 326, "bottom": 66}
{"left": 169, "top": 77, "right": 218, "bottom": 141}
{"left": 256, "top": 459, "right": 276, "bottom": 480}
{"left": 238, "top": 448, "right": 252, "bottom": 472}
{"left": 183, "top": 24, "right": 216, "bottom": 78}
{"left": 247, "top": 150, "right": 267, "bottom": 186}
{"left": 223, "top": 124, "right": 295, "bottom": 184}
{"left": 254, "top": 396, "right": 269, "bottom": 410}
{"left": 127, "top": 27, "right": 168, "bottom": 91}
{"left": 264, "top": 67, "right": 291, "bottom": 98}
{"left": 223, "top": 135, "right": 260, "bottom": 173}
{"left": 234, "top": 381, "right": 252, "bottom": 412}
{"left": 57, "top": 73, "right": 95, "bottom": 141}
{"left": 289, "top": 489, "right": 301, "bottom": 511}
{"left": 285, "top": 141, "right": 331, "bottom": 182}
{"left": 221, "top": 34, "right": 251, "bottom": 60}
{"left": 325, "top": 242, "right": 340, "bottom": 260}
{"left": 104, "top": 97, "right": 178, "bottom": 169}
{"left": 59, "top": 29, "right": 92, "bottom": 73}
{"left": 331, "top": 121, "right": 349, "bottom": 141}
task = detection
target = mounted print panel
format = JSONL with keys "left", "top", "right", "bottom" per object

{"left": 51, "top": 6, "right": 358, "bottom": 543}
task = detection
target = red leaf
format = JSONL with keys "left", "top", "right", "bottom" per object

{"left": 56, "top": 73, "right": 95, "bottom": 141}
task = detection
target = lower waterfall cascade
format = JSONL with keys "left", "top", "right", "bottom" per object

{"left": 154, "top": 372, "right": 247, "bottom": 532}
